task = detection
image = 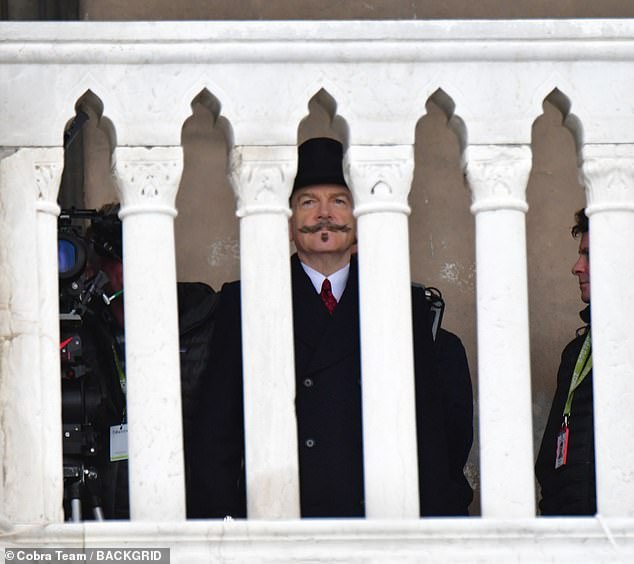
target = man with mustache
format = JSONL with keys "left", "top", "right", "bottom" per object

{"left": 189, "top": 137, "right": 472, "bottom": 518}
{"left": 536, "top": 209, "right": 595, "bottom": 515}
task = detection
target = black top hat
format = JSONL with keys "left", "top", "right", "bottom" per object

{"left": 292, "top": 137, "right": 348, "bottom": 195}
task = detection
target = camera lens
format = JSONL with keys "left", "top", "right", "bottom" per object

{"left": 58, "top": 233, "right": 87, "bottom": 281}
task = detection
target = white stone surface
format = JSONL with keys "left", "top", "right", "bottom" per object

{"left": 0, "top": 149, "right": 59, "bottom": 523}
{"left": 467, "top": 145, "right": 535, "bottom": 518}
{"left": 582, "top": 145, "right": 634, "bottom": 517}
{"left": 345, "top": 144, "right": 420, "bottom": 518}
{"left": 113, "top": 147, "right": 186, "bottom": 521}
{"left": 3, "top": 518, "right": 634, "bottom": 563}
{"left": 34, "top": 150, "right": 64, "bottom": 523}
{"left": 3, "top": 21, "right": 634, "bottom": 147}
{"left": 229, "top": 145, "right": 300, "bottom": 519}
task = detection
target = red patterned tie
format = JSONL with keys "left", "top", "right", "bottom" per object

{"left": 320, "top": 278, "right": 337, "bottom": 314}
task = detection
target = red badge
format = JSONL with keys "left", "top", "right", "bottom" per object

{"left": 555, "top": 424, "right": 569, "bottom": 469}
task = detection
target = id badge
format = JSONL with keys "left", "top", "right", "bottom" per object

{"left": 555, "top": 424, "right": 569, "bottom": 469}
{"left": 110, "top": 424, "right": 129, "bottom": 461}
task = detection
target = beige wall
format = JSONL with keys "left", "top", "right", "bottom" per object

{"left": 80, "top": 0, "right": 634, "bottom": 20}
{"left": 72, "top": 2, "right": 609, "bottom": 513}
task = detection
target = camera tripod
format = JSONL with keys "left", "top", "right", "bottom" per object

{"left": 64, "top": 461, "right": 104, "bottom": 522}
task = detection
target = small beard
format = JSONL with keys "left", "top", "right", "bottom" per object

{"left": 298, "top": 220, "right": 352, "bottom": 234}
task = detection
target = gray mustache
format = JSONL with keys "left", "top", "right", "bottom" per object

{"left": 298, "top": 220, "right": 352, "bottom": 234}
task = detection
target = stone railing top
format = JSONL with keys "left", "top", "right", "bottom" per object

{"left": 3, "top": 19, "right": 634, "bottom": 146}
{"left": 3, "top": 19, "right": 634, "bottom": 64}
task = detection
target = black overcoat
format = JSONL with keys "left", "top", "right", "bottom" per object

{"left": 189, "top": 254, "right": 468, "bottom": 518}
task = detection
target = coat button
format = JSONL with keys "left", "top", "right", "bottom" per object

{"left": 303, "top": 378, "right": 313, "bottom": 388}
{"left": 305, "top": 438, "right": 315, "bottom": 448}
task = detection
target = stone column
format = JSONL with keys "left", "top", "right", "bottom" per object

{"left": 229, "top": 145, "right": 300, "bottom": 519}
{"left": 34, "top": 150, "right": 65, "bottom": 522}
{"left": 113, "top": 147, "right": 185, "bottom": 521}
{"left": 581, "top": 144, "right": 634, "bottom": 517}
{"left": 466, "top": 145, "right": 535, "bottom": 518}
{"left": 0, "top": 149, "right": 53, "bottom": 522}
{"left": 344, "top": 144, "right": 419, "bottom": 518}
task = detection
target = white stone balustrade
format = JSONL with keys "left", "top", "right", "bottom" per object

{"left": 0, "top": 18, "right": 634, "bottom": 561}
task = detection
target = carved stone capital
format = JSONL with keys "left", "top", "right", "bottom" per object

{"left": 581, "top": 144, "right": 634, "bottom": 215}
{"left": 113, "top": 147, "right": 183, "bottom": 218}
{"left": 344, "top": 145, "right": 414, "bottom": 217}
{"left": 466, "top": 145, "right": 532, "bottom": 214}
{"left": 33, "top": 151, "right": 63, "bottom": 216}
{"left": 229, "top": 146, "right": 297, "bottom": 218}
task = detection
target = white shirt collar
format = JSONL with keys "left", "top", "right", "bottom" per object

{"left": 300, "top": 261, "right": 350, "bottom": 302}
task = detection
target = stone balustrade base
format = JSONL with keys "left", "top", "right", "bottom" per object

{"left": 3, "top": 518, "right": 634, "bottom": 563}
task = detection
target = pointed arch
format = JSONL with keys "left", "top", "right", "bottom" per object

{"left": 526, "top": 88, "right": 586, "bottom": 450}
{"left": 177, "top": 88, "right": 239, "bottom": 287}
{"left": 425, "top": 88, "right": 468, "bottom": 167}
{"left": 59, "top": 89, "right": 117, "bottom": 209}
{"left": 410, "top": 86, "right": 478, "bottom": 511}
{"left": 297, "top": 88, "right": 349, "bottom": 148}
{"left": 541, "top": 88, "right": 583, "bottom": 166}
{"left": 69, "top": 89, "right": 116, "bottom": 152}
{"left": 182, "top": 88, "right": 234, "bottom": 153}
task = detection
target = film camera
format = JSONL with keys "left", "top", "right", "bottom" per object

{"left": 58, "top": 208, "right": 126, "bottom": 521}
